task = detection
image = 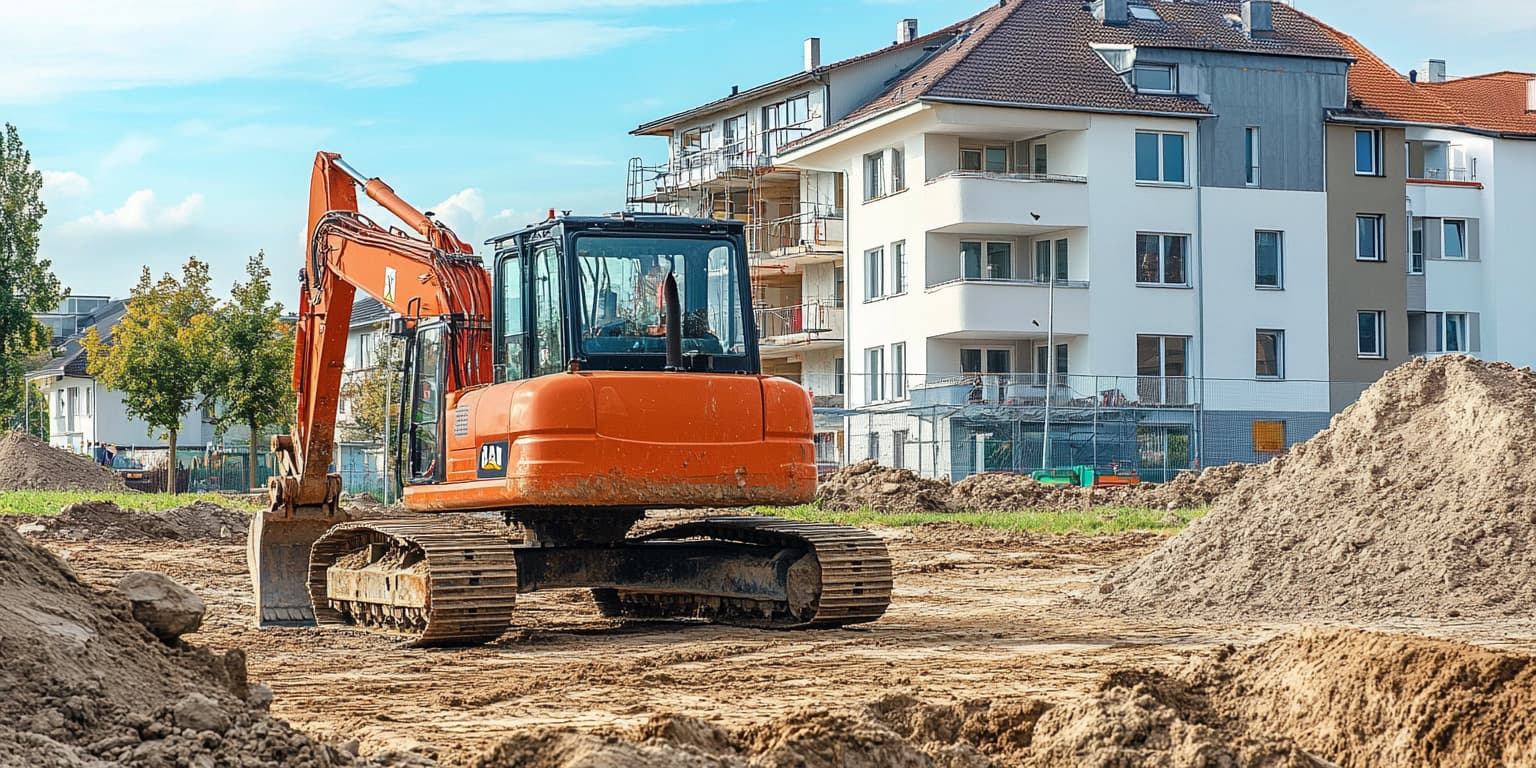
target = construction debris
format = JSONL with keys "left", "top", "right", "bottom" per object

{"left": 117, "top": 571, "right": 206, "bottom": 644}
{"left": 1100, "top": 355, "right": 1536, "bottom": 622}
{"left": 0, "top": 430, "right": 125, "bottom": 492}
{"left": 10, "top": 499, "right": 251, "bottom": 542}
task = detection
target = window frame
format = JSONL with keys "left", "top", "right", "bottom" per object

{"left": 1357, "top": 310, "right": 1386, "bottom": 359}
{"left": 1254, "top": 230, "right": 1283, "bottom": 289}
{"left": 1032, "top": 142, "right": 1048, "bottom": 175}
{"left": 1441, "top": 312, "right": 1468, "bottom": 353}
{"left": 961, "top": 239, "right": 1016, "bottom": 280}
{"left": 1135, "top": 131, "right": 1187, "bottom": 185}
{"left": 1132, "top": 62, "right": 1178, "bottom": 93}
{"left": 1255, "top": 329, "right": 1284, "bottom": 379}
{"left": 863, "top": 151, "right": 884, "bottom": 201}
{"left": 864, "top": 346, "right": 886, "bottom": 403}
{"left": 891, "top": 147, "right": 907, "bottom": 192}
{"left": 833, "top": 356, "right": 845, "bottom": 395}
{"left": 1355, "top": 214, "right": 1385, "bottom": 262}
{"left": 1135, "top": 232, "right": 1191, "bottom": 287}
{"left": 890, "top": 240, "right": 907, "bottom": 294}
{"left": 891, "top": 342, "right": 908, "bottom": 399}
{"left": 1245, "top": 126, "right": 1261, "bottom": 187}
{"left": 863, "top": 246, "right": 885, "bottom": 301}
{"left": 1443, "top": 219, "right": 1468, "bottom": 260}
{"left": 1409, "top": 218, "right": 1425, "bottom": 275}
{"left": 1354, "top": 129, "right": 1382, "bottom": 176}
{"left": 959, "top": 147, "right": 983, "bottom": 172}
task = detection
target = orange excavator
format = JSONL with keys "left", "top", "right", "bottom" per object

{"left": 248, "top": 152, "right": 892, "bottom": 645}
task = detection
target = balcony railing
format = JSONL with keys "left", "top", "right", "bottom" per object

{"left": 904, "top": 373, "right": 1198, "bottom": 409}
{"left": 755, "top": 301, "right": 844, "bottom": 342}
{"left": 926, "top": 169, "right": 1088, "bottom": 185}
{"left": 926, "top": 276, "right": 1090, "bottom": 290}
{"left": 747, "top": 205, "right": 845, "bottom": 258}
{"left": 625, "top": 119, "right": 822, "bottom": 206}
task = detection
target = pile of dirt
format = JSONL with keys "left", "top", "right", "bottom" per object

{"left": 473, "top": 628, "right": 1536, "bottom": 768}
{"left": 0, "top": 522, "right": 414, "bottom": 767}
{"left": 0, "top": 430, "right": 125, "bottom": 491}
{"left": 877, "top": 461, "right": 1256, "bottom": 514}
{"left": 949, "top": 474, "right": 1090, "bottom": 513}
{"left": 815, "top": 460, "right": 952, "bottom": 512}
{"left": 1099, "top": 356, "right": 1536, "bottom": 622}
{"left": 14, "top": 499, "right": 252, "bottom": 542}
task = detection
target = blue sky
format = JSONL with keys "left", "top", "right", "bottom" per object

{"left": 5, "top": 0, "right": 1529, "bottom": 304}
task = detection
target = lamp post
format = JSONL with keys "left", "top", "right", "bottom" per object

{"left": 1041, "top": 266, "right": 1055, "bottom": 471}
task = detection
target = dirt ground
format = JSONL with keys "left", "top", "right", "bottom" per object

{"left": 34, "top": 513, "right": 1536, "bottom": 767}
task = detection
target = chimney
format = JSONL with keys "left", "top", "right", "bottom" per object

{"left": 1528, "top": 78, "right": 1536, "bottom": 112}
{"left": 1242, "top": 0, "right": 1273, "bottom": 37}
{"left": 1422, "top": 59, "right": 1447, "bottom": 84}
{"left": 804, "top": 37, "right": 821, "bottom": 71}
{"left": 897, "top": 18, "right": 919, "bottom": 44}
{"left": 1093, "top": 0, "right": 1128, "bottom": 26}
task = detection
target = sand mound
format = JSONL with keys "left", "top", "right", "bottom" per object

{"left": 949, "top": 463, "right": 1255, "bottom": 513}
{"left": 815, "top": 460, "right": 951, "bottom": 512}
{"left": 0, "top": 522, "right": 391, "bottom": 767}
{"left": 473, "top": 628, "right": 1536, "bottom": 768}
{"left": 0, "top": 431, "right": 125, "bottom": 491}
{"left": 11, "top": 499, "right": 251, "bottom": 542}
{"left": 1100, "top": 356, "right": 1536, "bottom": 622}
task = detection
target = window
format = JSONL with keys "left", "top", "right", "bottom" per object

{"left": 1443, "top": 219, "right": 1467, "bottom": 260}
{"left": 761, "top": 93, "right": 810, "bottom": 154}
{"left": 1133, "top": 63, "right": 1177, "bottom": 93}
{"left": 960, "top": 148, "right": 982, "bottom": 171}
{"left": 1355, "top": 215, "right": 1385, "bottom": 261}
{"left": 532, "top": 243, "right": 565, "bottom": 376}
{"left": 1136, "top": 335, "right": 1189, "bottom": 404}
{"left": 498, "top": 254, "right": 526, "bottom": 380}
{"left": 1135, "top": 131, "right": 1186, "bottom": 184}
{"left": 1036, "top": 343, "right": 1068, "bottom": 385}
{"left": 864, "top": 347, "right": 885, "bottom": 402}
{"left": 834, "top": 356, "right": 845, "bottom": 395}
{"left": 892, "top": 147, "right": 907, "bottom": 192}
{"left": 1032, "top": 142, "right": 1048, "bottom": 175}
{"left": 1245, "top": 127, "right": 1261, "bottom": 186}
{"left": 573, "top": 235, "right": 748, "bottom": 359}
{"left": 962, "top": 241, "right": 1013, "bottom": 280}
{"left": 868, "top": 432, "right": 881, "bottom": 461}
{"left": 891, "top": 342, "right": 907, "bottom": 399}
{"left": 1354, "top": 129, "right": 1381, "bottom": 176}
{"left": 863, "top": 152, "right": 884, "bottom": 200}
{"left": 833, "top": 266, "right": 845, "bottom": 307}
{"left": 984, "top": 146, "right": 1008, "bottom": 172}
{"left": 863, "top": 247, "right": 885, "bottom": 300}
{"left": 1441, "top": 312, "right": 1468, "bottom": 353}
{"left": 1136, "top": 233, "right": 1189, "bottom": 286}
{"left": 681, "top": 126, "right": 712, "bottom": 155}
{"left": 1255, "top": 231, "right": 1283, "bottom": 288}
{"left": 1036, "top": 238, "right": 1068, "bottom": 281}
{"left": 892, "top": 430, "right": 908, "bottom": 469}
{"left": 891, "top": 241, "right": 907, "bottom": 294}
{"left": 1252, "top": 420, "right": 1285, "bottom": 453}
{"left": 1357, "top": 310, "right": 1385, "bottom": 358}
{"left": 722, "top": 114, "right": 748, "bottom": 154}
{"left": 1255, "top": 330, "right": 1284, "bottom": 379}
{"left": 1410, "top": 219, "right": 1425, "bottom": 274}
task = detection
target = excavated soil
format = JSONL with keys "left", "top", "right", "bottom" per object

{"left": 0, "top": 522, "right": 423, "bottom": 767}
{"left": 821, "top": 458, "right": 1252, "bottom": 514}
{"left": 8, "top": 499, "right": 252, "bottom": 542}
{"left": 1100, "top": 356, "right": 1536, "bottom": 623}
{"left": 815, "top": 460, "right": 952, "bottom": 512}
{"left": 0, "top": 430, "right": 125, "bottom": 491}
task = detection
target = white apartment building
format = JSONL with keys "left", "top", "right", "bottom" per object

{"left": 779, "top": 0, "right": 1351, "bottom": 479}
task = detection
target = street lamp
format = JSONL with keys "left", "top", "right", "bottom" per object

{"left": 1040, "top": 262, "right": 1055, "bottom": 472}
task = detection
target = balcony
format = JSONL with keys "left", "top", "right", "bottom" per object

{"left": 1407, "top": 178, "right": 1484, "bottom": 220}
{"left": 909, "top": 373, "right": 1197, "bottom": 410}
{"left": 749, "top": 207, "right": 845, "bottom": 265}
{"left": 921, "top": 278, "right": 1089, "bottom": 338}
{"left": 922, "top": 171, "right": 1089, "bottom": 234}
{"left": 755, "top": 301, "right": 844, "bottom": 358}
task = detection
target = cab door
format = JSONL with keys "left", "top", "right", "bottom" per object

{"left": 406, "top": 322, "right": 446, "bottom": 484}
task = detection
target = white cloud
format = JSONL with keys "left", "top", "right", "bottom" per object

{"left": 0, "top": 1, "right": 731, "bottom": 103}
{"left": 65, "top": 189, "right": 204, "bottom": 233}
{"left": 40, "top": 171, "right": 90, "bottom": 199}
{"left": 428, "top": 188, "right": 487, "bottom": 235}
{"left": 101, "top": 135, "right": 158, "bottom": 169}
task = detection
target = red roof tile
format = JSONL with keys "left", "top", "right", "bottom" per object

{"left": 1425, "top": 72, "right": 1536, "bottom": 135}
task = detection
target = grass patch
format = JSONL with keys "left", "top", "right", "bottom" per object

{"left": 0, "top": 490, "right": 266, "bottom": 517}
{"left": 763, "top": 504, "right": 1208, "bottom": 535}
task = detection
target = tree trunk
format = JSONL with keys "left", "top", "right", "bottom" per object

{"left": 167, "top": 427, "right": 178, "bottom": 495}
{"left": 249, "top": 419, "right": 259, "bottom": 492}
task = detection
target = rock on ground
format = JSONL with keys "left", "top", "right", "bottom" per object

{"left": 117, "top": 571, "right": 206, "bottom": 643}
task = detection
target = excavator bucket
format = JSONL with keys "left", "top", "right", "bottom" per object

{"left": 248, "top": 512, "right": 345, "bottom": 627}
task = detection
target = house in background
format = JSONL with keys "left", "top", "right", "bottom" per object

{"left": 335, "top": 295, "right": 400, "bottom": 495}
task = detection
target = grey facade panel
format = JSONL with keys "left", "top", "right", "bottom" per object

{"left": 1142, "top": 50, "right": 1347, "bottom": 191}
{"left": 1201, "top": 409, "right": 1333, "bottom": 466}
{"left": 1406, "top": 275, "right": 1427, "bottom": 311}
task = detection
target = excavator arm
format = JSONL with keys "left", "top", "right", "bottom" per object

{"left": 251, "top": 151, "right": 493, "bottom": 626}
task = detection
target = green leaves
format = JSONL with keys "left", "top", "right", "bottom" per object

{"left": 0, "top": 123, "right": 65, "bottom": 419}
{"left": 202, "top": 251, "right": 295, "bottom": 441}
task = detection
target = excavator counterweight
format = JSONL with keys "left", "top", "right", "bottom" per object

{"left": 249, "top": 152, "right": 892, "bottom": 644}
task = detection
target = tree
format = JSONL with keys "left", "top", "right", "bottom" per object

{"left": 204, "top": 251, "right": 296, "bottom": 491}
{"left": 339, "top": 330, "right": 404, "bottom": 493}
{"left": 0, "top": 123, "right": 65, "bottom": 421}
{"left": 3, "top": 379, "right": 50, "bottom": 440}
{"left": 84, "top": 258, "right": 217, "bottom": 493}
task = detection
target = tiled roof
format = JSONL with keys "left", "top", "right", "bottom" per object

{"left": 350, "top": 296, "right": 392, "bottom": 327}
{"left": 790, "top": 0, "right": 1350, "bottom": 152}
{"left": 631, "top": 21, "right": 971, "bottom": 136}
{"left": 29, "top": 300, "right": 128, "bottom": 379}
{"left": 1312, "top": 13, "right": 1536, "bottom": 136}
{"left": 1424, "top": 72, "right": 1536, "bottom": 136}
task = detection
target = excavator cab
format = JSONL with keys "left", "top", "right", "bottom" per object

{"left": 489, "top": 214, "right": 758, "bottom": 382}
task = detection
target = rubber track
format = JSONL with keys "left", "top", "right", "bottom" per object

{"left": 309, "top": 520, "right": 519, "bottom": 647}
{"left": 633, "top": 516, "right": 893, "bottom": 627}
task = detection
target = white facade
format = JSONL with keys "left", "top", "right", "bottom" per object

{"left": 35, "top": 375, "right": 219, "bottom": 454}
